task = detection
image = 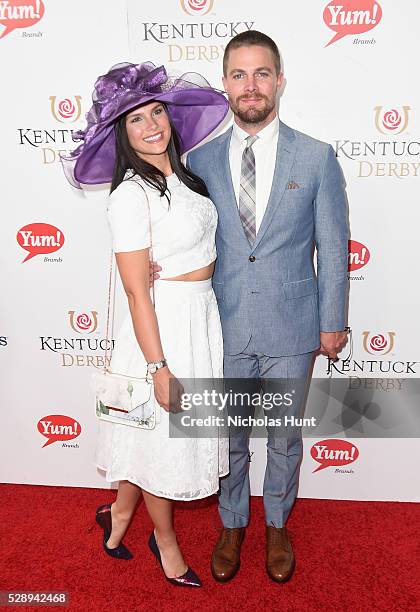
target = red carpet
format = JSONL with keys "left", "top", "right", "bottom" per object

{"left": 1, "top": 484, "right": 419, "bottom": 612}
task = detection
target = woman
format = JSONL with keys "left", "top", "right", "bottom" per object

{"left": 62, "top": 62, "right": 229, "bottom": 587}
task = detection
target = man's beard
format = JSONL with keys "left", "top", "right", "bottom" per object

{"left": 229, "top": 94, "right": 275, "bottom": 125}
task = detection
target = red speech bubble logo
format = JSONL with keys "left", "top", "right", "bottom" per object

{"left": 311, "top": 439, "right": 359, "bottom": 472}
{"left": 348, "top": 240, "right": 370, "bottom": 271}
{"left": 0, "top": 0, "right": 45, "bottom": 39}
{"left": 17, "top": 223, "right": 65, "bottom": 263}
{"left": 37, "top": 415, "right": 81, "bottom": 448}
{"left": 323, "top": 0, "right": 382, "bottom": 47}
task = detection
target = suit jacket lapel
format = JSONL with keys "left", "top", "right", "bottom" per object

{"left": 252, "top": 121, "right": 297, "bottom": 251}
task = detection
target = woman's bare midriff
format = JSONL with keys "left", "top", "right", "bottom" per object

{"left": 161, "top": 261, "right": 215, "bottom": 282}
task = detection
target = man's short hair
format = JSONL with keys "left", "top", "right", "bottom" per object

{"left": 223, "top": 30, "right": 281, "bottom": 76}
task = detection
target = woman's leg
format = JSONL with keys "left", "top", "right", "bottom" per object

{"left": 106, "top": 479, "right": 141, "bottom": 548}
{"left": 142, "top": 489, "right": 188, "bottom": 578}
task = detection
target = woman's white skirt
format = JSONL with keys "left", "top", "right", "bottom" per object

{"left": 95, "top": 278, "right": 229, "bottom": 500}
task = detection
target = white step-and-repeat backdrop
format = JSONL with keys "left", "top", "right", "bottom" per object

{"left": 1, "top": 0, "right": 419, "bottom": 502}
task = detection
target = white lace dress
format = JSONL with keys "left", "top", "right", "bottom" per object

{"left": 95, "top": 173, "right": 229, "bottom": 500}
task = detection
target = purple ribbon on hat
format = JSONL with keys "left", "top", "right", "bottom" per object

{"left": 74, "top": 63, "right": 168, "bottom": 148}
{"left": 95, "top": 63, "right": 167, "bottom": 116}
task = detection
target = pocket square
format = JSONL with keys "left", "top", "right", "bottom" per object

{"left": 287, "top": 181, "right": 300, "bottom": 189}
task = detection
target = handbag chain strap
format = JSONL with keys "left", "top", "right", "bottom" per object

{"left": 104, "top": 178, "right": 155, "bottom": 377}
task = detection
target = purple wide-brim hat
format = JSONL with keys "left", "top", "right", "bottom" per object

{"left": 61, "top": 62, "right": 229, "bottom": 188}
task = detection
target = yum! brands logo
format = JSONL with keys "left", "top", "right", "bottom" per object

{"left": 68, "top": 311, "right": 98, "bottom": 334}
{"left": 180, "top": 0, "right": 214, "bottom": 16}
{"left": 17, "top": 223, "right": 64, "bottom": 263}
{"left": 374, "top": 106, "right": 410, "bottom": 135}
{"left": 348, "top": 240, "right": 370, "bottom": 276}
{"left": 311, "top": 439, "right": 359, "bottom": 473}
{"left": 323, "top": 0, "right": 382, "bottom": 47}
{"left": 0, "top": 0, "right": 45, "bottom": 39}
{"left": 37, "top": 415, "right": 81, "bottom": 448}
{"left": 362, "top": 331, "right": 395, "bottom": 356}
{"left": 50, "top": 96, "right": 82, "bottom": 123}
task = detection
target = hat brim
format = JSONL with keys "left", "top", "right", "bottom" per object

{"left": 73, "top": 87, "right": 228, "bottom": 185}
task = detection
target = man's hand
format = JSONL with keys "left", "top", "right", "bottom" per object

{"left": 319, "top": 330, "right": 348, "bottom": 360}
{"left": 149, "top": 260, "right": 161, "bottom": 287}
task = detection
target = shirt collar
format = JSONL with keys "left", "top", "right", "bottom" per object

{"left": 231, "top": 116, "right": 279, "bottom": 147}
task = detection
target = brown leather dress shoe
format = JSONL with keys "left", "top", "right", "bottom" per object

{"left": 265, "top": 526, "right": 295, "bottom": 583}
{"left": 211, "top": 527, "right": 245, "bottom": 582}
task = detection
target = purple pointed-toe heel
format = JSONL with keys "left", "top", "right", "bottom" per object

{"left": 95, "top": 503, "right": 133, "bottom": 560}
{"left": 148, "top": 531, "right": 201, "bottom": 587}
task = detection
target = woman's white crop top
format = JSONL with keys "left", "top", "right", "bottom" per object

{"left": 107, "top": 173, "right": 217, "bottom": 278}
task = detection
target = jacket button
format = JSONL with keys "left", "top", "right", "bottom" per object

{"left": 249, "top": 255, "right": 256, "bottom": 262}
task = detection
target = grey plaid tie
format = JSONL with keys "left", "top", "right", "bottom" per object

{"left": 239, "top": 135, "right": 258, "bottom": 243}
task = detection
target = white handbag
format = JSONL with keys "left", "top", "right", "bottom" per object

{"left": 93, "top": 369, "right": 157, "bottom": 429}
{"left": 92, "top": 179, "right": 159, "bottom": 429}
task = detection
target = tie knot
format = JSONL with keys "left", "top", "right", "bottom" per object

{"left": 245, "top": 135, "right": 258, "bottom": 149}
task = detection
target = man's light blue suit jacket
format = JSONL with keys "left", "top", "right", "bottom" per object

{"left": 188, "top": 120, "right": 349, "bottom": 357}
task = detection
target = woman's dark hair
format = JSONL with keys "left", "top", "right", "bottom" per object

{"left": 110, "top": 103, "right": 209, "bottom": 200}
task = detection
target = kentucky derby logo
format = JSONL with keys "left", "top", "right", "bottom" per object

{"left": 323, "top": 1, "right": 382, "bottom": 47}
{"left": 0, "top": 0, "right": 45, "bottom": 39}
{"left": 180, "top": 0, "right": 214, "bottom": 16}
{"left": 362, "top": 331, "right": 395, "bottom": 356}
{"left": 329, "top": 330, "right": 418, "bottom": 376}
{"left": 50, "top": 96, "right": 82, "bottom": 123}
{"left": 68, "top": 311, "right": 98, "bottom": 334}
{"left": 374, "top": 106, "right": 410, "bottom": 135}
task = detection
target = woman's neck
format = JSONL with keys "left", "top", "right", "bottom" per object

{"left": 139, "top": 152, "right": 172, "bottom": 176}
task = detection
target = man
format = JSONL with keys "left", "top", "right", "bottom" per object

{"left": 187, "top": 30, "right": 349, "bottom": 584}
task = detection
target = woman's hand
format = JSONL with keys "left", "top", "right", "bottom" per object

{"left": 149, "top": 260, "right": 161, "bottom": 287}
{"left": 152, "top": 367, "right": 184, "bottom": 413}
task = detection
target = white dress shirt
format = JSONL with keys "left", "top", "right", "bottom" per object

{"left": 229, "top": 117, "right": 279, "bottom": 233}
